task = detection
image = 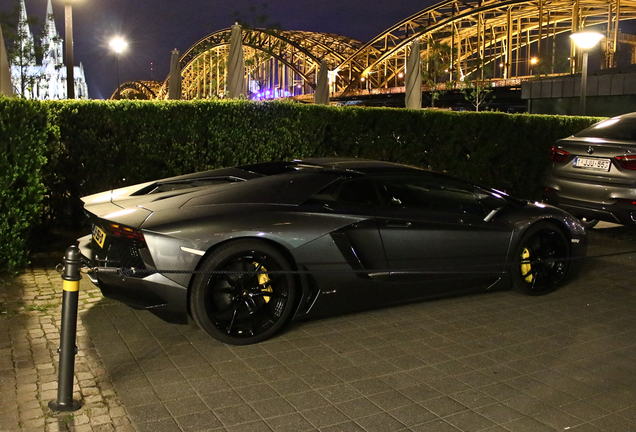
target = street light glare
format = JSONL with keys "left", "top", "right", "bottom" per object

{"left": 109, "top": 38, "right": 128, "bottom": 54}
{"left": 570, "top": 32, "right": 604, "bottom": 49}
{"left": 570, "top": 31, "right": 603, "bottom": 115}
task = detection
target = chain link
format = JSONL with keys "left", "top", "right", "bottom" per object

{"left": 74, "top": 249, "right": 636, "bottom": 279}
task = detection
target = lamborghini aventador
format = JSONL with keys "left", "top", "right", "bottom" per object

{"left": 78, "top": 159, "right": 586, "bottom": 344}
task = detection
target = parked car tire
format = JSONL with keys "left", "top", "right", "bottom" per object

{"left": 512, "top": 222, "right": 570, "bottom": 296}
{"left": 190, "top": 239, "right": 296, "bottom": 345}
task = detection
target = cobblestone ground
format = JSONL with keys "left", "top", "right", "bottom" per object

{"left": 2, "top": 223, "right": 636, "bottom": 432}
{"left": 0, "top": 250, "right": 134, "bottom": 432}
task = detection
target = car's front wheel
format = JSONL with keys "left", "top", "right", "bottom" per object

{"left": 512, "top": 222, "right": 570, "bottom": 296}
{"left": 190, "top": 240, "right": 296, "bottom": 345}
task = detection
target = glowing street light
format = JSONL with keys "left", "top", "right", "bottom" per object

{"left": 530, "top": 57, "right": 538, "bottom": 75}
{"left": 570, "top": 32, "right": 605, "bottom": 50}
{"left": 570, "top": 32, "right": 604, "bottom": 115}
{"left": 109, "top": 37, "right": 127, "bottom": 54}
{"left": 109, "top": 37, "right": 128, "bottom": 98}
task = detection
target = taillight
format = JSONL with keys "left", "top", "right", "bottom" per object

{"left": 614, "top": 155, "right": 636, "bottom": 170}
{"left": 616, "top": 199, "right": 636, "bottom": 206}
{"left": 107, "top": 223, "right": 145, "bottom": 242}
{"left": 550, "top": 146, "right": 569, "bottom": 163}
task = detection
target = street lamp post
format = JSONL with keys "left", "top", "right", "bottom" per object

{"left": 109, "top": 38, "right": 127, "bottom": 99}
{"left": 570, "top": 32, "right": 604, "bottom": 115}
{"left": 530, "top": 57, "right": 537, "bottom": 76}
{"left": 63, "top": 0, "right": 74, "bottom": 99}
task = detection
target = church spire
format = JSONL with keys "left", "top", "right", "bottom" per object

{"left": 9, "top": 0, "right": 88, "bottom": 99}
{"left": 17, "top": 0, "right": 36, "bottom": 66}
{"left": 43, "top": 0, "right": 57, "bottom": 40}
{"left": 41, "top": 0, "right": 63, "bottom": 67}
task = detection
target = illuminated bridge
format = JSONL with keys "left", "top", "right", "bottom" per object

{"left": 112, "top": 0, "right": 636, "bottom": 101}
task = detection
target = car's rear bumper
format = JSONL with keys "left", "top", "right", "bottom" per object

{"left": 542, "top": 190, "right": 636, "bottom": 225}
{"left": 542, "top": 173, "right": 636, "bottom": 225}
{"left": 78, "top": 234, "right": 189, "bottom": 324}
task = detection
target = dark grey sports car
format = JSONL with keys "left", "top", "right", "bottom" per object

{"left": 78, "top": 159, "right": 586, "bottom": 344}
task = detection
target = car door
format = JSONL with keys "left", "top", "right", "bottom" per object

{"left": 299, "top": 177, "right": 387, "bottom": 273}
{"left": 373, "top": 174, "right": 514, "bottom": 300}
{"left": 294, "top": 177, "right": 388, "bottom": 314}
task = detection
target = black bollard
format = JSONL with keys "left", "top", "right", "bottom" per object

{"left": 48, "top": 246, "right": 83, "bottom": 412}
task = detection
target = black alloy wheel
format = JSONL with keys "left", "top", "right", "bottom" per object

{"left": 512, "top": 222, "right": 570, "bottom": 296}
{"left": 190, "top": 240, "right": 296, "bottom": 345}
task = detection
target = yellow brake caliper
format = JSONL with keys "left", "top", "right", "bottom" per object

{"left": 521, "top": 248, "right": 533, "bottom": 283}
{"left": 255, "top": 263, "right": 272, "bottom": 303}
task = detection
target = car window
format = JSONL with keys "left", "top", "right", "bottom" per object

{"left": 574, "top": 117, "right": 636, "bottom": 141}
{"left": 376, "top": 176, "right": 489, "bottom": 215}
{"left": 310, "top": 178, "right": 381, "bottom": 205}
{"left": 147, "top": 178, "right": 240, "bottom": 194}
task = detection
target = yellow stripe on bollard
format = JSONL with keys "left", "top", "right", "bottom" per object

{"left": 63, "top": 280, "right": 79, "bottom": 292}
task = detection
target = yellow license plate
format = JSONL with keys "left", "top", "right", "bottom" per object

{"left": 93, "top": 225, "right": 106, "bottom": 248}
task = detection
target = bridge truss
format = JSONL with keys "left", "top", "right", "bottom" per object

{"left": 113, "top": 0, "right": 636, "bottom": 101}
{"left": 111, "top": 80, "right": 162, "bottom": 100}
{"left": 339, "top": 0, "right": 636, "bottom": 94}
{"left": 153, "top": 29, "right": 364, "bottom": 100}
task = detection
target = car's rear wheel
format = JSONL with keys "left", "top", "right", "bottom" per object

{"left": 512, "top": 222, "right": 570, "bottom": 296}
{"left": 190, "top": 240, "right": 296, "bottom": 345}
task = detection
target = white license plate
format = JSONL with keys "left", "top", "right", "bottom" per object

{"left": 573, "top": 157, "right": 611, "bottom": 171}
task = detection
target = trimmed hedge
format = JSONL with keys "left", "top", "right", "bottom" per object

{"left": 44, "top": 100, "right": 597, "bottom": 209}
{"left": 0, "top": 98, "right": 51, "bottom": 273}
{"left": 316, "top": 108, "right": 597, "bottom": 198}
{"left": 0, "top": 98, "right": 602, "bottom": 273}
{"left": 43, "top": 100, "right": 327, "bottom": 225}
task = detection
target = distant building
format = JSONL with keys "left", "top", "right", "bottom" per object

{"left": 11, "top": 0, "right": 88, "bottom": 99}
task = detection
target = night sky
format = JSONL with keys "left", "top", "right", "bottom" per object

{"left": 3, "top": 0, "right": 435, "bottom": 99}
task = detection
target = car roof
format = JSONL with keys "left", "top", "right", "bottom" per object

{"left": 294, "top": 158, "right": 424, "bottom": 174}
{"left": 237, "top": 159, "right": 426, "bottom": 177}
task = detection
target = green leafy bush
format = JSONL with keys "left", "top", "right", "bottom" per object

{"left": 42, "top": 100, "right": 600, "bottom": 226}
{"left": 0, "top": 97, "right": 602, "bottom": 272}
{"left": 0, "top": 98, "right": 49, "bottom": 273}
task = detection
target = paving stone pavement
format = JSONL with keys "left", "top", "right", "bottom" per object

{"left": 1, "top": 239, "right": 134, "bottom": 432}
{"left": 1, "top": 222, "right": 636, "bottom": 432}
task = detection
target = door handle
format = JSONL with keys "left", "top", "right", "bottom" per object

{"left": 385, "top": 221, "right": 412, "bottom": 228}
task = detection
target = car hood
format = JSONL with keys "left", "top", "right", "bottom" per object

{"left": 81, "top": 167, "right": 265, "bottom": 215}
{"left": 81, "top": 170, "right": 343, "bottom": 229}
{"left": 82, "top": 180, "right": 260, "bottom": 228}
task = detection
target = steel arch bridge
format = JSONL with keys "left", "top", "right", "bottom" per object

{"left": 109, "top": 80, "right": 162, "bottom": 100}
{"left": 154, "top": 28, "right": 364, "bottom": 100}
{"left": 337, "top": 0, "right": 636, "bottom": 94}
{"left": 113, "top": 0, "right": 636, "bottom": 101}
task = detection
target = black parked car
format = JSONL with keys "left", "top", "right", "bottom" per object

{"left": 79, "top": 159, "right": 586, "bottom": 344}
